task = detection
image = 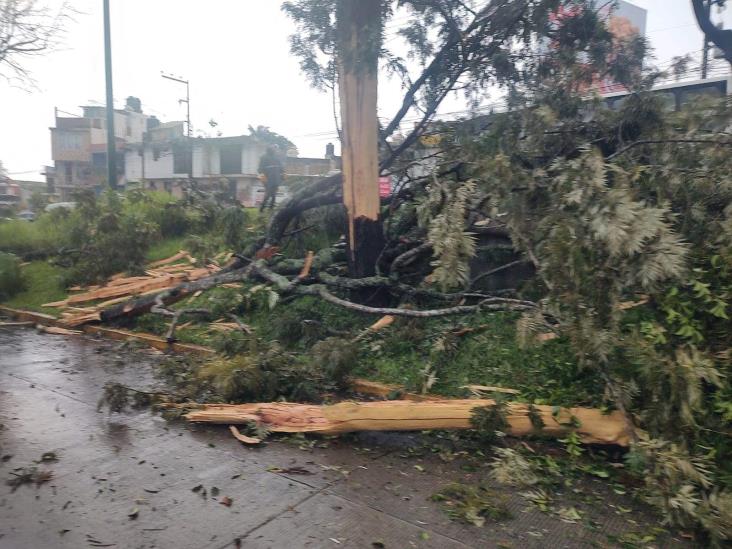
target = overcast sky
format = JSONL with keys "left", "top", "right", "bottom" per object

{"left": 1, "top": 0, "right": 731, "bottom": 180}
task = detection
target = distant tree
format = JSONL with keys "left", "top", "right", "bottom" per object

{"left": 28, "top": 190, "right": 47, "bottom": 212}
{"left": 0, "top": 0, "right": 73, "bottom": 84}
{"left": 247, "top": 125, "right": 297, "bottom": 155}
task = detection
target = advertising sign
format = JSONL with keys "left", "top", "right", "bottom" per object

{"left": 378, "top": 176, "right": 392, "bottom": 198}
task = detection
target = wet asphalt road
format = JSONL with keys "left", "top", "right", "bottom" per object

{"left": 0, "top": 327, "right": 691, "bottom": 548}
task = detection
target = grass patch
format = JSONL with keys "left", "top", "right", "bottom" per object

{"left": 125, "top": 284, "right": 596, "bottom": 409}
{"left": 354, "top": 311, "right": 602, "bottom": 407}
{"left": 145, "top": 237, "right": 188, "bottom": 262}
{"left": 0, "top": 216, "right": 72, "bottom": 257}
{"left": 4, "top": 261, "right": 70, "bottom": 314}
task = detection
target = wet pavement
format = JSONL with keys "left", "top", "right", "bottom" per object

{"left": 0, "top": 327, "right": 691, "bottom": 549}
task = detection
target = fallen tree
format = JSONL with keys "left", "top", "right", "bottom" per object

{"left": 184, "top": 399, "right": 632, "bottom": 446}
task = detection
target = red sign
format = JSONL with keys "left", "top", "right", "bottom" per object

{"left": 379, "top": 176, "right": 391, "bottom": 197}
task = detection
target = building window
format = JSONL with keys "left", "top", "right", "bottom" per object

{"left": 64, "top": 162, "right": 72, "bottom": 182}
{"left": 680, "top": 84, "right": 722, "bottom": 107}
{"left": 219, "top": 144, "right": 242, "bottom": 174}
{"left": 172, "top": 142, "right": 192, "bottom": 175}
{"left": 58, "top": 131, "right": 83, "bottom": 150}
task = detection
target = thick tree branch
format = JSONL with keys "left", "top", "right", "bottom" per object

{"left": 389, "top": 242, "right": 433, "bottom": 275}
{"left": 691, "top": 0, "right": 732, "bottom": 65}
{"left": 315, "top": 286, "right": 537, "bottom": 317}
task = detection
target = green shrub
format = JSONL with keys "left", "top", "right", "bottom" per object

{"left": 0, "top": 252, "right": 25, "bottom": 300}
{"left": 0, "top": 212, "right": 73, "bottom": 257}
{"left": 125, "top": 191, "right": 201, "bottom": 238}
{"left": 217, "top": 206, "right": 249, "bottom": 249}
{"left": 67, "top": 190, "right": 160, "bottom": 284}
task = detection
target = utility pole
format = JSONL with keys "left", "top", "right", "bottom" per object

{"left": 103, "top": 0, "right": 117, "bottom": 190}
{"left": 161, "top": 73, "right": 192, "bottom": 180}
{"left": 701, "top": 0, "right": 712, "bottom": 79}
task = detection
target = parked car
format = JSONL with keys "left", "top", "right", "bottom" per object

{"left": 45, "top": 202, "right": 76, "bottom": 212}
{"left": 16, "top": 210, "right": 35, "bottom": 221}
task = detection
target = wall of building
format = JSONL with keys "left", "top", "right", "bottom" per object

{"left": 193, "top": 144, "right": 219, "bottom": 178}
{"left": 122, "top": 111, "right": 147, "bottom": 143}
{"left": 143, "top": 148, "right": 185, "bottom": 179}
{"left": 243, "top": 144, "right": 265, "bottom": 175}
{"left": 124, "top": 149, "right": 143, "bottom": 182}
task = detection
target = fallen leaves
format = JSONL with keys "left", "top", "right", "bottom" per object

{"left": 6, "top": 466, "right": 54, "bottom": 492}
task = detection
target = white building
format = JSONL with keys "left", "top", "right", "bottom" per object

{"left": 125, "top": 128, "right": 340, "bottom": 207}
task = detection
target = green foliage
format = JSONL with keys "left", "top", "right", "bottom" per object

{"left": 627, "top": 439, "right": 731, "bottom": 545}
{"left": 0, "top": 252, "right": 24, "bottom": 300}
{"left": 67, "top": 190, "right": 159, "bottom": 284}
{"left": 431, "top": 483, "right": 512, "bottom": 527}
{"left": 309, "top": 336, "right": 358, "bottom": 389}
{"left": 470, "top": 401, "right": 509, "bottom": 446}
{"left": 456, "top": 21, "right": 732, "bottom": 539}
{"left": 0, "top": 252, "right": 26, "bottom": 301}
{"left": 417, "top": 179, "right": 477, "bottom": 290}
{"left": 125, "top": 191, "right": 200, "bottom": 238}
{"left": 194, "top": 339, "right": 327, "bottom": 403}
{"left": 217, "top": 206, "right": 249, "bottom": 249}
{"left": 28, "top": 191, "right": 48, "bottom": 213}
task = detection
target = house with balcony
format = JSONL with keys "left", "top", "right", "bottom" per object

{"left": 124, "top": 131, "right": 340, "bottom": 207}
{"left": 50, "top": 96, "right": 154, "bottom": 200}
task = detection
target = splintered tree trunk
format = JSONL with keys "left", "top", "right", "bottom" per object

{"left": 184, "top": 400, "right": 632, "bottom": 446}
{"left": 337, "top": 0, "right": 385, "bottom": 278}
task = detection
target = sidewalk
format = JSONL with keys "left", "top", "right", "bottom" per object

{"left": 0, "top": 328, "right": 688, "bottom": 548}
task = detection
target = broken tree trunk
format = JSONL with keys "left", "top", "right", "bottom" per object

{"left": 99, "top": 267, "right": 250, "bottom": 323}
{"left": 337, "top": 0, "right": 385, "bottom": 278}
{"left": 185, "top": 400, "right": 632, "bottom": 446}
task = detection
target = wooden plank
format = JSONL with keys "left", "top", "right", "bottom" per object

{"left": 62, "top": 312, "right": 102, "bottom": 327}
{"left": 65, "top": 274, "right": 185, "bottom": 305}
{"left": 81, "top": 325, "right": 215, "bottom": 355}
{"left": 0, "top": 305, "right": 215, "bottom": 355}
{"left": 106, "top": 276, "right": 152, "bottom": 287}
{"left": 39, "top": 325, "right": 83, "bottom": 336}
{"left": 0, "top": 306, "right": 61, "bottom": 325}
{"left": 148, "top": 250, "right": 190, "bottom": 268}
{"left": 185, "top": 400, "right": 631, "bottom": 446}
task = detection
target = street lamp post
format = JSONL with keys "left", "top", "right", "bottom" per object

{"left": 161, "top": 73, "right": 192, "bottom": 180}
